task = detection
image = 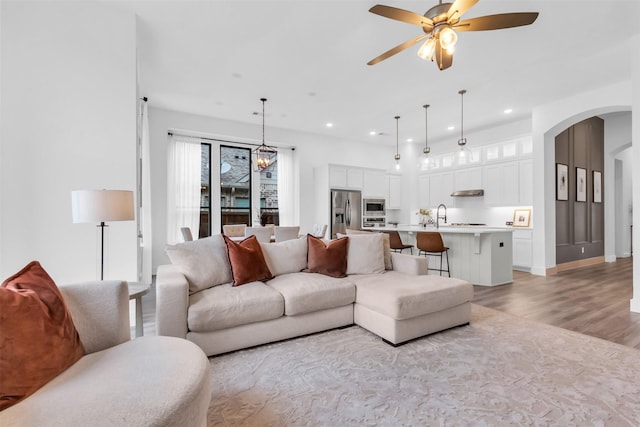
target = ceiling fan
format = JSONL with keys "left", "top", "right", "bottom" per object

{"left": 367, "top": 0, "right": 538, "bottom": 70}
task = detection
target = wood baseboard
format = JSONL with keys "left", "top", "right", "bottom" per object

{"left": 555, "top": 256, "right": 606, "bottom": 273}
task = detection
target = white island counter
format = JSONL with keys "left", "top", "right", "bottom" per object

{"left": 374, "top": 225, "right": 513, "bottom": 286}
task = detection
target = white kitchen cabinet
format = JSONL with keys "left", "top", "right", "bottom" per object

{"left": 417, "top": 174, "right": 430, "bottom": 208}
{"left": 347, "top": 168, "right": 364, "bottom": 190}
{"left": 329, "top": 165, "right": 363, "bottom": 190}
{"left": 483, "top": 161, "right": 519, "bottom": 206}
{"left": 429, "top": 172, "right": 453, "bottom": 207}
{"left": 512, "top": 229, "right": 533, "bottom": 271}
{"left": 363, "top": 170, "right": 386, "bottom": 198}
{"left": 387, "top": 174, "right": 402, "bottom": 209}
{"left": 519, "top": 159, "right": 533, "bottom": 205}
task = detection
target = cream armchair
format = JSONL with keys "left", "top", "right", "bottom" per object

{"left": 1, "top": 280, "right": 212, "bottom": 427}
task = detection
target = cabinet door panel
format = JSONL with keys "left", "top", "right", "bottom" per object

{"left": 387, "top": 175, "right": 402, "bottom": 209}
{"left": 329, "top": 166, "right": 348, "bottom": 188}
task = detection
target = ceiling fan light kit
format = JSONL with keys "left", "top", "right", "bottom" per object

{"left": 368, "top": 0, "right": 538, "bottom": 70}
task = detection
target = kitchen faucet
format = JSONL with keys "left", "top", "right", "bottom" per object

{"left": 436, "top": 204, "right": 447, "bottom": 229}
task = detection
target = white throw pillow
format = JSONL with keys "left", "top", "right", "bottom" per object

{"left": 260, "top": 237, "right": 308, "bottom": 276}
{"left": 338, "top": 232, "right": 392, "bottom": 270}
{"left": 166, "top": 235, "right": 232, "bottom": 293}
{"left": 342, "top": 233, "right": 385, "bottom": 275}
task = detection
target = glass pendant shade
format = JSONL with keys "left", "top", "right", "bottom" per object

{"left": 417, "top": 38, "right": 436, "bottom": 61}
{"left": 439, "top": 27, "right": 458, "bottom": 52}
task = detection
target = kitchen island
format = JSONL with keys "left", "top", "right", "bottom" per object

{"left": 375, "top": 225, "right": 513, "bottom": 286}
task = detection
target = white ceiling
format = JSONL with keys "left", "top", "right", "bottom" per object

{"left": 126, "top": 0, "right": 640, "bottom": 147}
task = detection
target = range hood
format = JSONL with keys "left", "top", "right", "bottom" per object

{"left": 450, "top": 189, "right": 484, "bottom": 197}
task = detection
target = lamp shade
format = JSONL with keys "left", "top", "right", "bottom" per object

{"left": 71, "top": 190, "right": 134, "bottom": 223}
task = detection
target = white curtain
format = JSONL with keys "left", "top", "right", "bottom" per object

{"left": 277, "top": 148, "right": 295, "bottom": 225}
{"left": 167, "top": 137, "right": 201, "bottom": 244}
{"left": 139, "top": 101, "right": 153, "bottom": 282}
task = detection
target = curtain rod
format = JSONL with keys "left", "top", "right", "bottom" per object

{"left": 167, "top": 131, "right": 295, "bottom": 150}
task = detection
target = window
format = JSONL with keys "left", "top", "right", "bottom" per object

{"left": 199, "top": 144, "right": 211, "bottom": 238}
{"left": 220, "top": 145, "right": 252, "bottom": 229}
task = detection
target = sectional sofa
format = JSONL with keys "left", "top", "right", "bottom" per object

{"left": 157, "top": 233, "right": 473, "bottom": 356}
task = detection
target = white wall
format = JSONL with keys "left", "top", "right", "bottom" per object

{"left": 148, "top": 107, "right": 393, "bottom": 271}
{"left": 0, "top": 2, "right": 138, "bottom": 283}
{"left": 603, "top": 112, "right": 633, "bottom": 260}
{"left": 614, "top": 148, "right": 633, "bottom": 257}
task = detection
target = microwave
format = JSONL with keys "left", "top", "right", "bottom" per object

{"left": 363, "top": 198, "right": 385, "bottom": 216}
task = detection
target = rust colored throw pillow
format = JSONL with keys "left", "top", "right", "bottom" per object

{"left": 304, "top": 234, "right": 349, "bottom": 278}
{"left": 0, "top": 261, "right": 85, "bottom": 410}
{"left": 223, "top": 235, "right": 273, "bottom": 286}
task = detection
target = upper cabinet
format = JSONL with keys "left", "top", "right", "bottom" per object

{"left": 387, "top": 174, "right": 402, "bottom": 209}
{"left": 329, "top": 165, "right": 363, "bottom": 190}
{"left": 429, "top": 171, "right": 454, "bottom": 207}
{"left": 483, "top": 161, "right": 519, "bottom": 206}
{"left": 363, "top": 170, "right": 387, "bottom": 198}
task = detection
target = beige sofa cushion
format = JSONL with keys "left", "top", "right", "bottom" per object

{"left": 260, "top": 237, "right": 308, "bottom": 276}
{"left": 188, "top": 282, "right": 284, "bottom": 332}
{"left": 267, "top": 272, "right": 356, "bottom": 316}
{"left": 351, "top": 271, "right": 473, "bottom": 320}
{"left": 166, "top": 235, "right": 231, "bottom": 293}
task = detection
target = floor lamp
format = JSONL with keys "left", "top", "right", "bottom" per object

{"left": 71, "top": 189, "right": 134, "bottom": 280}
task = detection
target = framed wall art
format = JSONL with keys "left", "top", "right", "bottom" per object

{"left": 576, "top": 167, "right": 587, "bottom": 202}
{"left": 593, "top": 170, "right": 602, "bottom": 203}
{"left": 556, "top": 163, "right": 568, "bottom": 201}
{"left": 513, "top": 209, "right": 531, "bottom": 227}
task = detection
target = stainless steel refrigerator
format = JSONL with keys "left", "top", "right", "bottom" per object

{"left": 330, "top": 190, "right": 361, "bottom": 238}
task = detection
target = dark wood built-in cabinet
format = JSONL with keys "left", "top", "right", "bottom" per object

{"left": 555, "top": 116, "right": 604, "bottom": 264}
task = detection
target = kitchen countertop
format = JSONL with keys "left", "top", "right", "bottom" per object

{"left": 374, "top": 224, "right": 515, "bottom": 234}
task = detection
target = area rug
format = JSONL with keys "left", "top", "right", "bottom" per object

{"left": 207, "top": 305, "right": 640, "bottom": 426}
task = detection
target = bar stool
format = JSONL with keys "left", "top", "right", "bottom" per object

{"left": 416, "top": 232, "right": 450, "bottom": 277}
{"left": 385, "top": 230, "right": 413, "bottom": 254}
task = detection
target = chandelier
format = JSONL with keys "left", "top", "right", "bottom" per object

{"left": 253, "top": 98, "right": 277, "bottom": 171}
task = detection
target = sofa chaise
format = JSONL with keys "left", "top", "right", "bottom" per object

{"left": 157, "top": 233, "right": 473, "bottom": 356}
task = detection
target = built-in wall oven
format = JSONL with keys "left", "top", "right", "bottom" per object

{"left": 363, "top": 198, "right": 385, "bottom": 217}
{"left": 362, "top": 216, "right": 386, "bottom": 228}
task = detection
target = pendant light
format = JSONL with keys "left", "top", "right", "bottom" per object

{"left": 422, "top": 104, "right": 431, "bottom": 169}
{"left": 457, "top": 89, "right": 471, "bottom": 159}
{"left": 253, "top": 98, "right": 277, "bottom": 171}
{"left": 394, "top": 115, "right": 401, "bottom": 170}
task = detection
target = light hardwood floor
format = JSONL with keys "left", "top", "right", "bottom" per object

{"left": 139, "top": 257, "right": 639, "bottom": 349}
{"left": 473, "top": 256, "right": 640, "bottom": 349}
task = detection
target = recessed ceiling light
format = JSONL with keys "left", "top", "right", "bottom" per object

{"left": 504, "top": 108, "right": 513, "bottom": 114}
{"left": 326, "top": 122, "right": 333, "bottom": 128}
{"left": 406, "top": 138, "right": 413, "bottom": 143}
{"left": 447, "top": 126, "right": 455, "bottom": 131}
{"left": 369, "top": 131, "right": 376, "bottom": 136}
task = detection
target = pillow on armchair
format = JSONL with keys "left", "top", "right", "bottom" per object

{"left": 0, "top": 261, "right": 85, "bottom": 410}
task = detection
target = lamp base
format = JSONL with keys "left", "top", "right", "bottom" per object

{"left": 96, "top": 223, "right": 109, "bottom": 280}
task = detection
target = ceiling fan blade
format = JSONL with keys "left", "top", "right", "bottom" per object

{"left": 435, "top": 40, "right": 453, "bottom": 71}
{"left": 447, "top": 0, "right": 479, "bottom": 23}
{"left": 454, "top": 12, "right": 539, "bottom": 32}
{"left": 369, "top": 5, "right": 434, "bottom": 29}
{"left": 367, "top": 35, "right": 427, "bottom": 66}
